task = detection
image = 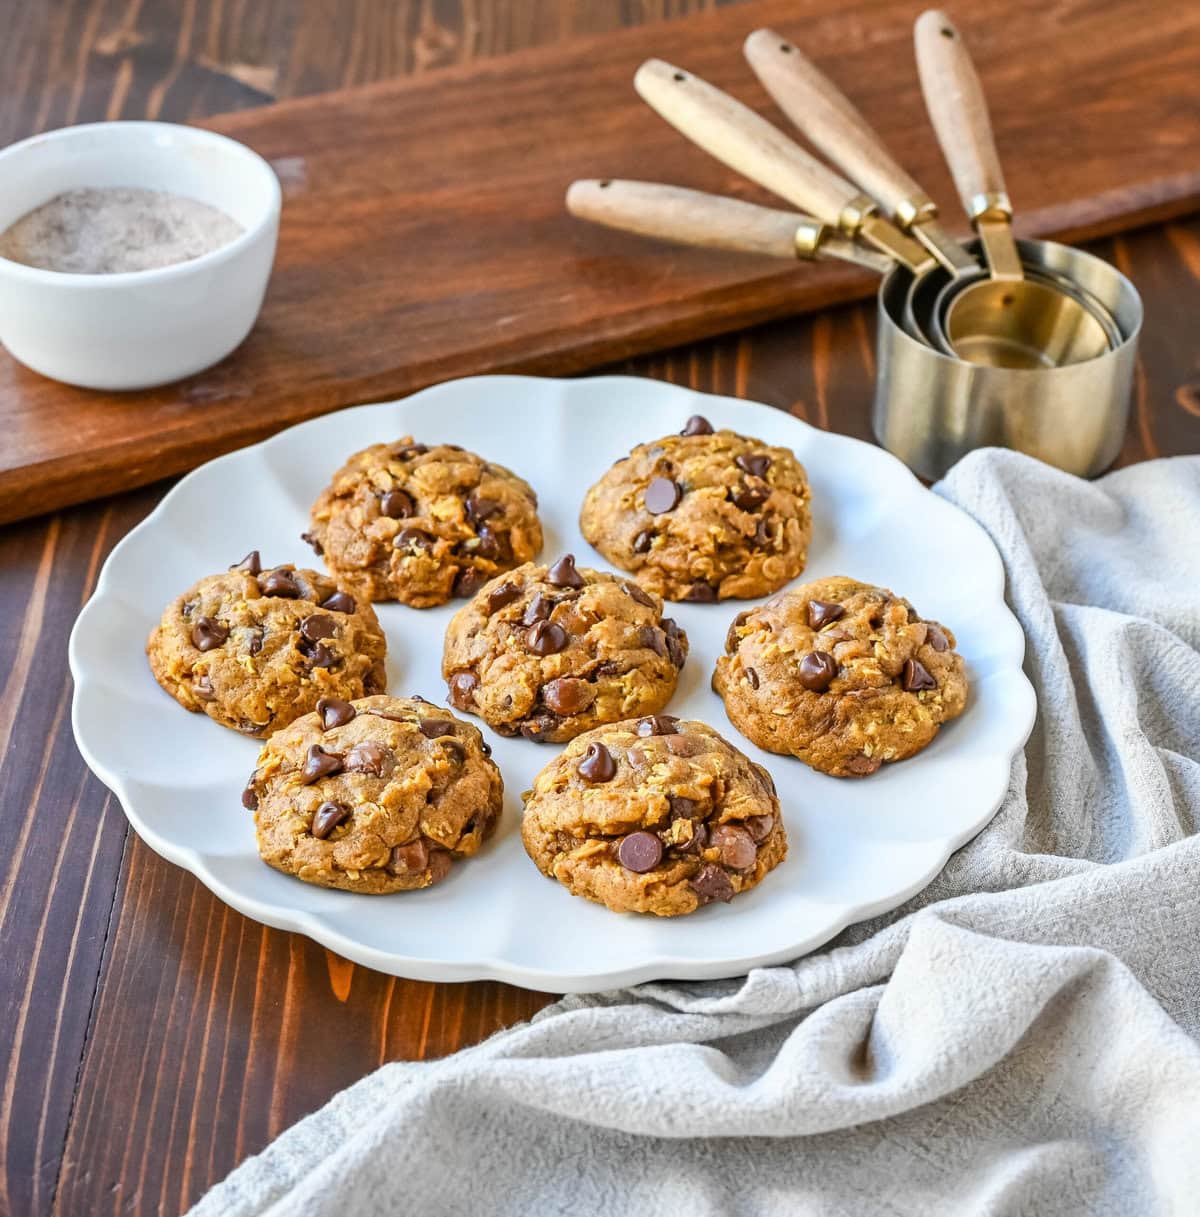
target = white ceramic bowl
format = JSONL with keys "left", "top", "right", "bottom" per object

{"left": 0, "top": 121, "right": 280, "bottom": 390}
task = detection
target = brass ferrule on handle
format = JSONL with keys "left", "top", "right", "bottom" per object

{"left": 792, "top": 217, "right": 827, "bottom": 258}
{"left": 968, "top": 190, "right": 1014, "bottom": 224}
{"left": 835, "top": 192, "right": 879, "bottom": 235}
{"left": 893, "top": 193, "right": 939, "bottom": 230}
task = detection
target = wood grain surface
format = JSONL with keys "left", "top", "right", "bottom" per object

{"left": 3, "top": 0, "right": 1200, "bottom": 525}
{"left": 1, "top": 3, "right": 1198, "bottom": 1216}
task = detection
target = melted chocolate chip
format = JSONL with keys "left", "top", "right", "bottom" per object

{"left": 680, "top": 414, "right": 714, "bottom": 436}
{"left": 668, "top": 795, "right": 703, "bottom": 820}
{"left": 344, "top": 740, "right": 390, "bottom": 776}
{"left": 465, "top": 493, "right": 501, "bottom": 525}
{"left": 259, "top": 569, "right": 301, "bottom": 598}
{"left": 543, "top": 677, "right": 591, "bottom": 716}
{"left": 471, "top": 529, "right": 500, "bottom": 561}
{"left": 677, "top": 821, "right": 709, "bottom": 855}
{"left": 798, "top": 651, "right": 838, "bottom": 692}
{"left": 191, "top": 617, "right": 228, "bottom": 651}
{"left": 644, "top": 477, "right": 681, "bottom": 515}
{"left": 617, "top": 831, "right": 662, "bottom": 873}
{"left": 418, "top": 718, "right": 456, "bottom": 738}
{"left": 520, "top": 715, "right": 559, "bottom": 742}
{"left": 730, "top": 482, "right": 769, "bottom": 512}
{"left": 753, "top": 519, "right": 773, "bottom": 548}
{"left": 690, "top": 863, "right": 734, "bottom": 904}
{"left": 320, "top": 591, "right": 356, "bottom": 614}
{"left": 522, "top": 593, "right": 553, "bottom": 625}
{"left": 745, "top": 666, "right": 760, "bottom": 689}
{"left": 448, "top": 672, "right": 478, "bottom": 709}
{"left": 363, "top": 662, "right": 386, "bottom": 695}
{"left": 193, "top": 675, "right": 216, "bottom": 701}
{"left": 547, "top": 554, "right": 585, "bottom": 589}
{"left": 578, "top": 741, "right": 617, "bottom": 782}
{"left": 427, "top": 850, "right": 453, "bottom": 884}
{"left": 735, "top": 453, "right": 771, "bottom": 478}
{"left": 745, "top": 814, "right": 775, "bottom": 843}
{"left": 300, "top": 614, "right": 336, "bottom": 642}
{"left": 311, "top": 801, "right": 349, "bottom": 839}
{"left": 395, "top": 527, "right": 435, "bottom": 553}
{"left": 298, "top": 638, "right": 337, "bottom": 668}
{"left": 636, "top": 715, "right": 678, "bottom": 737}
{"left": 525, "top": 619, "right": 568, "bottom": 656}
{"left": 710, "top": 824, "right": 757, "bottom": 870}
{"left": 241, "top": 782, "right": 258, "bottom": 810}
{"left": 847, "top": 754, "right": 881, "bottom": 777}
{"left": 380, "top": 489, "right": 414, "bottom": 518}
{"left": 683, "top": 582, "right": 717, "bottom": 603}
{"left": 632, "top": 530, "right": 654, "bottom": 554}
{"left": 392, "top": 443, "right": 428, "bottom": 460}
{"left": 440, "top": 739, "right": 466, "bottom": 764}
{"left": 663, "top": 618, "right": 687, "bottom": 668}
{"left": 486, "top": 582, "right": 522, "bottom": 614}
{"left": 808, "top": 600, "right": 846, "bottom": 631}
{"left": 926, "top": 625, "right": 950, "bottom": 652}
{"left": 624, "top": 582, "right": 655, "bottom": 608}
{"left": 902, "top": 658, "right": 938, "bottom": 692}
{"left": 248, "top": 629, "right": 264, "bottom": 656}
{"left": 232, "top": 550, "right": 262, "bottom": 575}
{"left": 317, "top": 697, "right": 356, "bottom": 730}
{"left": 725, "top": 611, "right": 750, "bottom": 654}
{"left": 639, "top": 625, "right": 668, "bottom": 658}
{"left": 300, "top": 530, "right": 324, "bottom": 556}
{"left": 480, "top": 739, "right": 492, "bottom": 757}
{"left": 388, "top": 839, "right": 429, "bottom": 873}
{"left": 453, "top": 567, "right": 486, "bottom": 599}
{"left": 301, "top": 745, "right": 342, "bottom": 784}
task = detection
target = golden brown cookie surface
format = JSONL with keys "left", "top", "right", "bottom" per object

{"left": 579, "top": 414, "right": 811, "bottom": 602}
{"left": 442, "top": 555, "right": 688, "bottom": 743}
{"left": 521, "top": 716, "right": 786, "bottom": 916}
{"left": 146, "top": 553, "right": 387, "bottom": 738}
{"left": 306, "top": 438, "right": 543, "bottom": 608}
{"left": 713, "top": 576, "right": 968, "bottom": 777}
{"left": 247, "top": 695, "right": 502, "bottom": 893}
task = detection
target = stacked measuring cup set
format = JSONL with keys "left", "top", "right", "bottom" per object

{"left": 566, "top": 10, "right": 1142, "bottom": 479}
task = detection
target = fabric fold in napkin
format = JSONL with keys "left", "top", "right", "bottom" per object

{"left": 191, "top": 450, "right": 1200, "bottom": 1217}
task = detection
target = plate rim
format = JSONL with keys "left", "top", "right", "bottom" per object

{"left": 69, "top": 373, "right": 1037, "bottom": 992}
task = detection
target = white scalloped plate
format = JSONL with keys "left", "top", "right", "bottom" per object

{"left": 70, "top": 375, "right": 1034, "bottom": 993}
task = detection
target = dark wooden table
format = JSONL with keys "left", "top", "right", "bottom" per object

{"left": 2, "top": 3, "right": 1198, "bottom": 1215}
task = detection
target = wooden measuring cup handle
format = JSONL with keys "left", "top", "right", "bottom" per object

{"left": 633, "top": 58, "right": 866, "bottom": 227}
{"left": 743, "top": 28, "right": 927, "bottom": 221}
{"left": 914, "top": 10, "right": 1009, "bottom": 219}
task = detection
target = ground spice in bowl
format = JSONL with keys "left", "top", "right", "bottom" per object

{"left": 0, "top": 186, "right": 244, "bottom": 274}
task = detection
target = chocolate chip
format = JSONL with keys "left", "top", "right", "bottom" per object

{"left": 388, "top": 839, "right": 429, "bottom": 873}
{"left": 248, "top": 629, "right": 264, "bottom": 656}
{"left": 480, "top": 739, "right": 492, "bottom": 757}
{"left": 926, "top": 625, "right": 950, "bottom": 652}
{"left": 754, "top": 520, "right": 773, "bottom": 548}
{"left": 633, "top": 530, "right": 654, "bottom": 554}
{"left": 522, "top": 593, "right": 552, "bottom": 625}
{"left": 525, "top": 620, "right": 568, "bottom": 656}
{"left": 440, "top": 739, "right": 466, "bottom": 764}
{"left": 300, "top": 614, "right": 336, "bottom": 642}
{"left": 644, "top": 477, "right": 681, "bottom": 515}
{"left": 486, "top": 582, "right": 522, "bottom": 614}
{"left": 465, "top": 493, "right": 501, "bottom": 525}
{"left": 470, "top": 529, "right": 500, "bottom": 561}
{"left": 578, "top": 741, "right": 616, "bottom": 782}
{"left": 725, "top": 611, "right": 750, "bottom": 654}
{"left": 798, "top": 651, "right": 838, "bottom": 692}
{"left": 317, "top": 697, "right": 356, "bottom": 730}
{"left": 678, "top": 821, "right": 709, "bottom": 854}
{"left": 636, "top": 715, "right": 678, "bottom": 737}
{"left": 745, "top": 814, "right": 775, "bottom": 843}
{"left": 624, "top": 582, "right": 655, "bottom": 608}
{"left": 320, "top": 591, "right": 356, "bottom": 614}
{"left": 241, "top": 782, "right": 258, "bottom": 810}
{"left": 543, "top": 677, "right": 591, "bottom": 715}
{"left": 520, "top": 715, "right": 559, "bottom": 742}
{"left": 617, "top": 831, "right": 662, "bottom": 873}
{"left": 681, "top": 414, "right": 714, "bottom": 436}
{"left": 380, "top": 489, "right": 414, "bottom": 518}
{"left": 735, "top": 453, "right": 771, "bottom": 478}
{"left": 392, "top": 442, "right": 428, "bottom": 460}
{"left": 745, "top": 666, "right": 759, "bottom": 689}
{"left": 808, "top": 600, "right": 846, "bottom": 631}
{"left": 344, "top": 740, "right": 390, "bottom": 776}
{"left": 395, "top": 527, "right": 435, "bottom": 553}
{"left": 593, "top": 659, "right": 626, "bottom": 677}
{"left": 298, "top": 638, "right": 337, "bottom": 668}
{"left": 418, "top": 718, "right": 456, "bottom": 738}
{"left": 193, "top": 675, "right": 216, "bottom": 701}
{"left": 191, "top": 617, "right": 228, "bottom": 651}
{"left": 453, "top": 567, "right": 486, "bottom": 598}
{"left": 448, "top": 672, "right": 478, "bottom": 709}
{"left": 730, "top": 482, "right": 769, "bottom": 512}
{"left": 232, "top": 550, "right": 262, "bottom": 575}
{"left": 710, "top": 824, "right": 757, "bottom": 870}
{"left": 547, "top": 554, "right": 585, "bottom": 589}
{"left": 669, "top": 795, "right": 703, "bottom": 820}
{"left": 301, "top": 745, "right": 342, "bottom": 784}
{"left": 683, "top": 582, "right": 717, "bottom": 603}
{"left": 363, "top": 662, "right": 386, "bottom": 695}
{"left": 300, "top": 530, "right": 324, "bottom": 556}
{"left": 639, "top": 625, "right": 668, "bottom": 658}
{"left": 847, "top": 754, "right": 881, "bottom": 776}
{"left": 311, "top": 801, "right": 349, "bottom": 839}
{"left": 663, "top": 619, "right": 687, "bottom": 668}
{"left": 690, "top": 863, "right": 734, "bottom": 904}
{"left": 259, "top": 569, "right": 301, "bottom": 598}
{"left": 902, "top": 658, "right": 938, "bottom": 692}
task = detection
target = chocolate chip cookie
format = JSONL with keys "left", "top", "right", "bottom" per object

{"left": 146, "top": 552, "right": 388, "bottom": 737}
{"left": 521, "top": 715, "right": 786, "bottom": 916}
{"left": 247, "top": 695, "right": 503, "bottom": 893}
{"left": 713, "top": 576, "right": 968, "bottom": 777}
{"left": 305, "top": 438, "right": 543, "bottom": 608}
{"left": 442, "top": 554, "right": 689, "bottom": 743}
{"left": 579, "top": 414, "right": 812, "bottom": 602}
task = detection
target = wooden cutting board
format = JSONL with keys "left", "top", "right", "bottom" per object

{"left": 3, "top": 0, "right": 1199, "bottom": 524}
